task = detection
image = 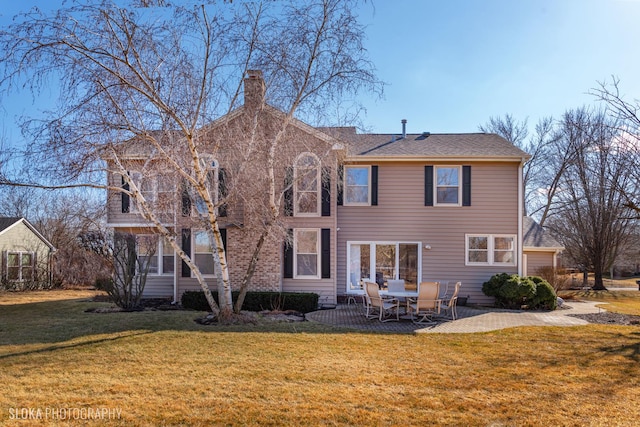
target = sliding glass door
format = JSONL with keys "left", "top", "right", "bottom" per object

{"left": 347, "top": 242, "right": 420, "bottom": 292}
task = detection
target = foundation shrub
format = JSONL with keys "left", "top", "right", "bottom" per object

{"left": 181, "top": 291, "right": 319, "bottom": 313}
{"left": 482, "top": 273, "right": 557, "bottom": 310}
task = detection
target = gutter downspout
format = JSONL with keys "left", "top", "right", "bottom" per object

{"left": 173, "top": 210, "right": 178, "bottom": 304}
{"left": 517, "top": 158, "right": 525, "bottom": 276}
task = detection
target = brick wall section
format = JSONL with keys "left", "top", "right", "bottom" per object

{"left": 226, "top": 227, "right": 281, "bottom": 292}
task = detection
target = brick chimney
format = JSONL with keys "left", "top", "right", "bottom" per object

{"left": 244, "top": 70, "right": 265, "bottom": 112}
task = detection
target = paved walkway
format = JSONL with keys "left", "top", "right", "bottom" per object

{"left": 306, "top": 300, "right": 606, "bottom": 334}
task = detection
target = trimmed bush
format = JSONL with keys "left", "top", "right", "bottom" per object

{"left": 482, "top": 273, "right": 557, "bottom": 310}
{"left": 481, "top": 273, "right": 512, "bottom": 299}
{"left": 181, "top": 291, "right": 319, "bottom": 313}
{"left": 500, "top": 275, "right": 536, "bottom": 305}
{"left": 529, "top": 278, "right": 557, "bottom": 310}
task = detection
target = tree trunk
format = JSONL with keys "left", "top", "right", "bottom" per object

{"left": 234, "top": 228, "right": 269, "bottom": 313}
{"left": 592, "top": 264, "right": 607, "bottom": 290}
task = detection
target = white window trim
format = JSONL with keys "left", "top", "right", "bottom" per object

{"left": 293, "top": 228, "right": 320, "bottom": 279}
{"left": 138, "top": 237, "right": 175, "bottom": 276}
{"left": 294, "top": 153, "right": 321, "bottom": 217}
{"left": 465, "top": 234, "right": 517, "bottom": 266}
{"left": 434, "top": 165, "right": 462, "bottom": 207}
{"left": 192, "top": 230, "right": 217, "bottom": 278}
{"left": 193, "top": 159, "right": 219, "bottom": 217}
{"left": 129, "top": 171, "right": 176, "bottom": 214}
{"left": 345, "top": 241, "right": 422, "bottom": 294}
{"left": 344, "top": 165, "right": 371, "bottom": 206}
{"left": 6, "top": 251, "right": 35, "bottom": 282}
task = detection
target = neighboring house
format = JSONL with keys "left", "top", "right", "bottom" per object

{"left": 522, "top": 216, "right": 564, "bottom": 276}
{"left": 106, "top": 71, "right": 532, "bottom": 305}
{"left": 0, "top": 217, "right": 56, "bottom": 289}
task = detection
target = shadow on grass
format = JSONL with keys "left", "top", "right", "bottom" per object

{"left": 0, "top": 296, "right": 359, "bottom": 349}
{"left": 600, "top": 330, "right": 640, "bottom": 362}
{"left": 0, "top": 330, "right": 152, "bottom": 361}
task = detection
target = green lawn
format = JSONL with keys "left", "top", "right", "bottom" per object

{"left": 1, "top": 290, "right": 639, "bottom": 426}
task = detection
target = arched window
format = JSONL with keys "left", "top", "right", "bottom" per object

{"left": 194, "top": 157, "right": 219, "bottom": 216}
{"left": 294, "top": 153, "right": 320, "bottom": 216}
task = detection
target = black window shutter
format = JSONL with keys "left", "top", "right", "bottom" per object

{"left": 337, "top": 165, "right": 344, "bottom": 206}
{"left": 283, "top": 229, "right": 293, "bottom": 278}
{"left": 371, "top": 165, "right": 378, "bottom": 206}
{"left": 218, "top": 168, "right": 228, "bottom": 217}
{"left": 424, "top": 166, "right": 434, "bottom": 206}
{"left": 220, "top": 228, "right": 227, "bottom": 252}
{"left": 181, "top": 182, "right": 191, "bottom": 216}
{"left": 321, "top": 167, "right": 331, "bottom": 216}
{"left": 181, "top": 229, "right": 191, "bottom": 277}
{"left": 284, "top": 167, "right": 293, "bottom": 216}
{"left": 321, "top": 228, "right": 331, "bottom": 279}
{"left": 121, "top": 175, "right": 130, "bottom": 213}
{"left": 462, "top": 166, "right": 471, "bottom": 206}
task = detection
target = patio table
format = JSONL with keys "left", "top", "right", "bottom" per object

{"left": 378, "top": 290, "right": 418, "bottom": 318}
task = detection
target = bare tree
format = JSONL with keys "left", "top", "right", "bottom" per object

{"left": 546, "top": 107, "right": 635, "bottom": 290}
{"left": 591, "top": 77, "right": 640, "bottom": 219}
{"left": 0, "top": 0, "right": 381, "bottom": 321}
{"left": 479, "top": 114, "right": 560, "bottom": 222}
{"left": 0, "top": 186, "right": 109, "bottom": 287}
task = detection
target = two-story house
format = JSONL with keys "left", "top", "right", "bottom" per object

{"left": 106, "top": 71, "right": 533, "bottom": 306}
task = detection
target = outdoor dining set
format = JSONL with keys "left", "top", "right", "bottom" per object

{"left": 358, "top": 280, "right": 461, "bottom": 324}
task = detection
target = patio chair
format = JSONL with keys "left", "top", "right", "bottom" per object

{"left": 438, "top": 281, "right": 461, "bottom": 321}
{"left": 386, "top": 279, "right": 405, "bottom": 293}
{"left": 439, "top": 281, "right": 452, "bottom": 300}
{"left": 364, "top": 281, "right": 400, "bottom": 322}
{"left": 407, "top": 281, "right": 441, "bottom": 324}
{"left": 386, "top": 279, "right": 407, "bottom": 304}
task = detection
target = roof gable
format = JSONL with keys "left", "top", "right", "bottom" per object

{"left": 523, "top": 217, "right": 564, "bottom": 250}
{"left": 0, "top": 217, "right": 21, "bottom": 233}
{"left": 0, "top": 217, "right": 56, "bottom": 250}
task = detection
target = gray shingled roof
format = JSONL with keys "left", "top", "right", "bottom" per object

{"left": 523, "top": 216, "right": 564, "bottom": 249}
{"left": 340, "top": 132, "right": 530, "bottom": 159}
{"left": 0, "top": 217, "right": 21, "bottom": 233}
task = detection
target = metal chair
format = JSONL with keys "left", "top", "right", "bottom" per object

{"left": 407, "top": 281, "right": 441, "bottom": 324}
{"left": 438, "top": 281, "right": 461, "bottom": 320}
{"left": 364, "top": 281, "right": 400, "bottom": 322}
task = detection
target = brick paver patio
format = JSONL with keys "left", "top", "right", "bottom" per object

{"left": 306, "top": 300, "right": 605, "bottom": 333}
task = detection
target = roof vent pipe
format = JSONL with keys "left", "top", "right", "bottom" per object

{"left": 401, "top": 119, "right": 407, "bottom": 139}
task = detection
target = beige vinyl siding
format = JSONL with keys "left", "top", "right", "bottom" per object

{"left": 0, "top": 221, "right": 53, "bottom": 285}
{"left": 337, "top": 161, "right": 521, "bottom": 304}
{"left": 143, "top": 276, "right": 174, "bottom": 298}
{"left": 524, "top": 250, "right": 556, "bottom": 276}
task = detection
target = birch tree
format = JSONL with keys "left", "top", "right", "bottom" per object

{"left": 0, "top": 0, "right": 381, "bottom": 321}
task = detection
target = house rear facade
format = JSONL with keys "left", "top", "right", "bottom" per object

{"left": 106, "top": 71, "right": 535, "bottom": 306}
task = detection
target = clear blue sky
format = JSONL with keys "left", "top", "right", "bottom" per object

{"left": 1, "top": 0, "right": 639, "bottom": 142}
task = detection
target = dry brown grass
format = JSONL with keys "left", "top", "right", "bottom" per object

{"left": 561, "top": 289, "right": 640, "bottom": 316}
{"left": 1, "top": 290, "right": 639, "bottom": 426}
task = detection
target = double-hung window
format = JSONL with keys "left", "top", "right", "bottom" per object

{"left": 435, "top": 166, "right": 461, "bottom": 205}
{"left": 194, "top": 158, "right": 218, "bottom": 216}
{"left": 6, "top": 251, "right": 35, "bottom": 282}
{"left": 294, "top": 153, "right": 320, "bottom": 216}
{"left": 294, "top": 229, "right": 320, "bottom": 278}
{"left": 344, "top": 166, "right": 370, "bottom": 205}
{"left": 466, "top": 234, "right": 516, "bottom": 266}
{"left": 193, "top": 230, "right": 215, "bottom": 276}
{"left": 136, "top": 235, "right": 175, "bottom": 275}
